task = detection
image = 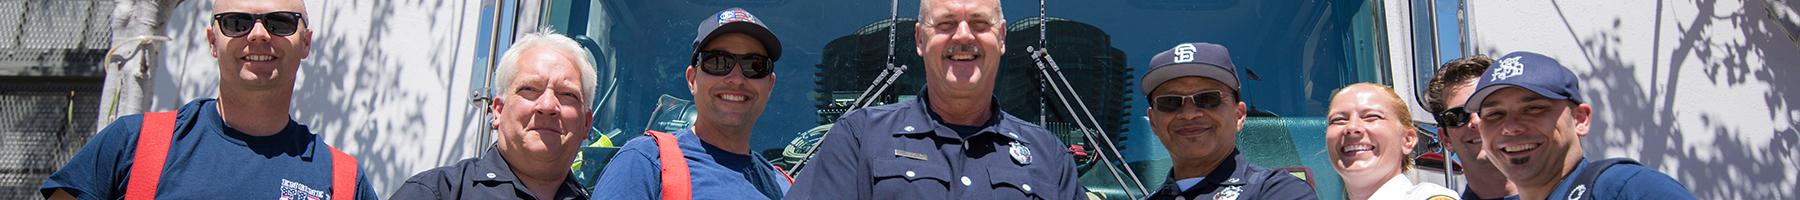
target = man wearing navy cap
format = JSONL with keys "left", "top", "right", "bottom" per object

{"left": 588, "top": 7, "right": 790, "bottom": 200}
{"left": 787, "top": 0, "right": 1085, "bottom": 199}
{"left": 1140, "top": 43, "right": 1317, "bottom": 200}
{"left": 1465, "top": 51, "right": 1694, "bottom": 200}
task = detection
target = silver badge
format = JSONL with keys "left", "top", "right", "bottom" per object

{"left": 1215, "top": 185, "right": 1242, "bottom": 200}
{"left": 1009, "top": 141, "right": 1032, "bottom": 165}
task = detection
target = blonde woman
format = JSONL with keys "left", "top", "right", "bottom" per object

{"left": 1326, "top": 83, "right": 1458, "bottom": 200}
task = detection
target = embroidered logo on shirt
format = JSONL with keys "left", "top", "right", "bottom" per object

{"left": 279, "top": 179, "right": 329, "bottom": 200}
{"left": 1215, "top": 185, "right": 1242, "bottom": 200}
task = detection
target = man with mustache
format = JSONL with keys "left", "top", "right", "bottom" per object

{"left": 392, "top": 30, "right": 596, "bottom": 200}
{"left": 1140, "top": 42, "right": 1317, "bottom": 200}
{"left": 587, "top": 8, "right": 792, "bottom": 200}
{"left": 41, "top": 0, "right": 375, "bottom": 199}
{"left": 786, "top": 0, "right": 1083, "bottom": 199}
{"left": 1464, "top": 51, "right": 1693, "bottom": 200}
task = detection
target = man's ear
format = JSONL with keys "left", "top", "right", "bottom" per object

{"left": 1234, "top": 101, "right": 1248, "bottom": 130}
{"left": 489, "top": 98, "right": 503, "bottom": 129}
{"left": 298, "top": 28, "right": 312, "bottom": 59}
{"left": 685, "top": 65, "right": 698, "bottom": 94}
{"left": 1573, "top": 103, "right": 1593, "bottom": 137}
{"left": 915, "top": 25, "right": 927, "bottom": 56}
{"left": 206, "top": 26, "right": 218, "bottom": 58}
{"left": 995, "top": 19, "right": 1005, "bottom": 55}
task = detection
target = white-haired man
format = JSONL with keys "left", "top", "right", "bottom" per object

{"left": 393, "top": 30, "right": 598, "bottom": 200}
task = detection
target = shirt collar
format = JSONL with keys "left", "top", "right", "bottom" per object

{"left": 1369, "top": 174, "right": 1417, "bottom": 199}
{"left": 891, "top": 88, "right": 1026, "bottom": 142}
{"left": 473, "top": 145, "right": 591, "bottom": 200}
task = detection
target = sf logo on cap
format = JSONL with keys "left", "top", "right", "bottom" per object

{"left": 718, "top": 9, "right": 758, "bottom": 24}
{"left": 1493, "top": 56, "right": 1526, "bottom": 81}
{"left": 1174, "top": 44, "right": 1197, "bottom": 63}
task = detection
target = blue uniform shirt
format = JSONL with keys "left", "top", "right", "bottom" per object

{"left": 393, "top": 145, "right": 590, "bottom": 200}
{"left": 1546, "top": 158, "right": 1695, "bottom": 200}
{"left": 40, "top": 98, "right": 376, "bottom": 200}
{"left": 787, "top": 90, "right": 1085, "bottom": 200}
{"left": 589, "top": 128, "right": 790, "bottom": 200}
{"left": 1145, "top": 150, "right": 1317, "bottom": 200}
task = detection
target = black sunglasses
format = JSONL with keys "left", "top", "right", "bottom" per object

{"left": 1152, "top": 90, "right": 1227, "bottom": 113}
{"left": 695, "top": 50, "right": 773, "bottom": 79}
{"left": 212, "top": 11, "right": 306, "bottom": 38}
{"left": 1436, "top": 106, "right": 1471, "bottom": 128}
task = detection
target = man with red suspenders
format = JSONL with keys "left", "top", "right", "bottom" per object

{"left": 393, "top": 30, "right": 598, "bottom": 200}
{"left": 40, "top": 0, "right": 374, "bottom": 199}
{"left": 589, "top": 7, "right": 792, "bottom": 200}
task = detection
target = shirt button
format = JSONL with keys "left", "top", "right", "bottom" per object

{"left": 1022, "top": 184, "right": 1032, "bottom": 192}
{"left": 905, "top": 170, "right": 916, "bottom": 177}
{"left": 904, "top": 126, "right": 915, "bottom": 132}
{"left": 485, "top": 173, "right": 497, "bottom": 179}
{"left": 960, "top": 176, "right": 972, "bottom": 186}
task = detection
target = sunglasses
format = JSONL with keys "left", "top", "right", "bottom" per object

{"left": 695, "top": 50, "right": 773, "bottom": 79}
{"left": 212, "top": 11, "right": 306, "bottom": 38}
{"left": 1436, "top": 106, "right": 1471, "bottom": 128}
{"left": 1152, "top": 90, "right": 1228, "bottom": 113}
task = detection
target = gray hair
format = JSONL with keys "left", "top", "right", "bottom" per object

{"left": 919, "top": 0, "right": 1005, "bottom": 23}
{"left": 494, "top": 29, "right": 598, "bottom": 109}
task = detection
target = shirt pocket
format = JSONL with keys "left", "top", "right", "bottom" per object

{"left": 987, "top": 167, "right": 1043, "bottom": 199}
{"left": 871, "top": 157, "right": 951, "bottom": 199}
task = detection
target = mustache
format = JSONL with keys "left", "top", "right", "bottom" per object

{"left": 947, "top": 44, "right": 982, "bottom": 55}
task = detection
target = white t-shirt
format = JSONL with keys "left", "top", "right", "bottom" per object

{"left": 1368, "top": 175, "right": 1460, "bottom": 200}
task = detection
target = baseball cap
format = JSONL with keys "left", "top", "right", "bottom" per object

{"left": 1140, "top": 42, "right": 1240, "bottom": 97}
{"left": 693, "top": 8, "right": 782, "bottom": 62}
{"left": 1462, "top": 51, "right": 1583, "bottom": 113}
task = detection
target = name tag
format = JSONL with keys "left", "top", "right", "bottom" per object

{"left": 894, "top": 149, "right": 929, "bottom": 161}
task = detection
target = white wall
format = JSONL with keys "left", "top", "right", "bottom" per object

{"left": 1467, "top": 0, "right": 1800, "bottom": 199}
{"left": 147, "top": 0, "right": 487, "bottom": 198}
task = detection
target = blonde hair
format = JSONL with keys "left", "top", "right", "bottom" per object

{"left": 1330, "top": 82, "right": 1416, "bottom": 170}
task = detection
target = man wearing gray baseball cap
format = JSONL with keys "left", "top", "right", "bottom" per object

{"left": 1140, "top": 42, "right": 1316, "bottom": 200}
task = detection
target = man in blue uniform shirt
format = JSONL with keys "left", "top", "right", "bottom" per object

{"left": 1464, "top": 51, "right": 1695, "bottom": 200}
{"left": 588, "top": 7, "right": 792, "bottom": 200}
{"left": 1139, "top": 43, "right": 1317, "bottom": 200}
{"left": 393, "top": 30, "right": 597, "bottom": 200}
{"left": 41, "top": 0, "right": 376, "bottom": 199}
{"left": 786, "top": 0, "right": 1084, "bottom": 199}
{"left": 1425, "top": 56, "right": 1520, "bottom": 200}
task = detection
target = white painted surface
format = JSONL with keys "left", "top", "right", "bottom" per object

{"left": 1466, "top": 0, "right": 1799, "bottom": 198}
{"left": 147, "top": 1, "right": 488, "bottom": 198}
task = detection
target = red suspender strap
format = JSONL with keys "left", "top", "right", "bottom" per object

{"left": 646, "top": 130, "right": 693, "bottom": 200}
{"left": 772, "top": 166, "right": 794, "bottom": 184}
{"left": 124, "top": 112, "right": 177, "bottom": 200}
{"left": 328, "top": 146, "right": 358, "bottom": 200}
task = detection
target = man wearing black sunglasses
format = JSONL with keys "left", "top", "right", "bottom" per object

{"left": 789, "top": 0, "right": 1084, "bottom": 199}
{"left": 591, "top": 8, "right": 791, "bottom": 200}
{"left": 1425, "top": 55, "right": 1520, "bottom": 200}
{"left": 42, "top": 0, "right": 375, "bottom": 199}
{"left": 1140, "top": 43, "right": 1316, "bottom": 200}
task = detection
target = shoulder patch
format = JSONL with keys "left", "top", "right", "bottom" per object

{"left": 1426, "top": 194, "right": 1456, "bottom": 200}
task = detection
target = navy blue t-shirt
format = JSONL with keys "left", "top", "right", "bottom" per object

{"left": 1545, "top": 158, "right": 1695, "bottom": 200}
{"left": 589, "top": 128, "right": 790, "bottom": 200}
{"left": 40, "top": 98, "right": 377, "bottom": 200}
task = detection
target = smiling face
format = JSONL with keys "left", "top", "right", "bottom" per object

{"left": 208, "top": 0, "right": 310, "bottom": 91}
{"left": 1146, "top": 77, "right": 1245, "bottom": 168}
{"left": 687, "top": 33, "right": 776, "bottom": 133}
{"left": 1326, "top": 84, "right": 1417, "bottom": 189}
{"left": 916, "top": 0, "right": 1004, "bottom": 99}
{"left": 1475, "top": 87, "right": 1590, "bottom": 187}
{"left": 492, "top": 46, "right": 592, "bottom": 176}
{"left": 1441, "top": 80, "right": 1504, "bottom": 177}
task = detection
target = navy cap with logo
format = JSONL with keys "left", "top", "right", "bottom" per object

{"left": 1140, "top": 42, "right": 1240, "bottom": 98}
{"left": 1463, "top": 51, "right": 1583, "bottom": 113}
{"left": 693, "top": 7, "right": 782, "bottom": 62}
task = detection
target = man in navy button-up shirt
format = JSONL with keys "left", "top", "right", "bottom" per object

{"left": 786, "top": 0, "right": 1083, "bottom": 199}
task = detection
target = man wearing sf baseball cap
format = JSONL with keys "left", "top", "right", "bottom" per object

{"left": 1463, "top": 51, "right": 1694, "bottom": 200}
{"left": 592, "top": 7, "right": 791, "bottom": 200}
{"left": 1140, "top": 42, "right": 1317, "bottom": 200}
